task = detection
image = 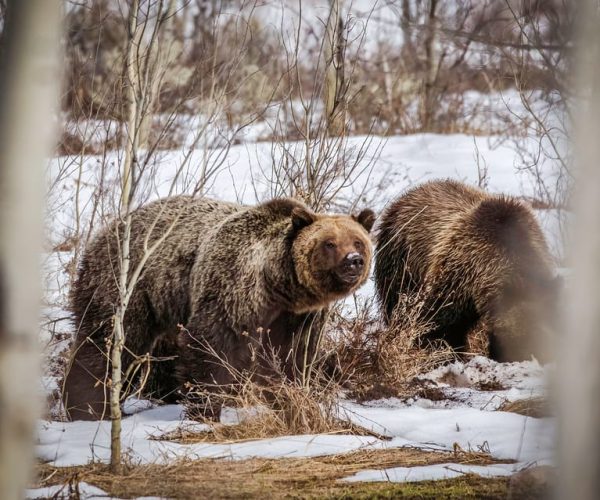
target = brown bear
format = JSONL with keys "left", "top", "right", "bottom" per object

{"left": 374, "top": 179, "right": 558, "bottom": 362}
{"left": 63, "top": 196, "right": 374, "bottom": 420}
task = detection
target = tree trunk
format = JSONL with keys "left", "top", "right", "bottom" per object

{"left": 111, "top": 0, "right": 177, "bottom": 473}
{"left": 138, "top": 0, "right": 178, "bottom": 149}
{"left": 420, "top": 0, "right": 438, "bottom": 131}
{"left": 324, "top": 0, "right": 346, "bottom": 137}
{"left": 0, "top": 1, "right": 61, "bottom": 498}
{"left": 111, "top": 0, "right": 140, "bottom": 474}
{"left": 558, "top": 2, "right": 600, "bottom": 499}
{"left": 400, "top": 0, "right": 415, "bottom": 59}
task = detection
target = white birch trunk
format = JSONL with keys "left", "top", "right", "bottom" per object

{"left": 110, "top": 0, "right": 140, "bottom": 474}
{"left": 0, "top": 1, "right": 61, "bottom": 497}
{"left": 110, "top": 0, "right": 177, "bottom": 473}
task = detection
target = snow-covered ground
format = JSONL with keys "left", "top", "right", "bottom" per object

{"left": 47, "top": 132, "right": 566, "bottom": 250}
{"left": 40, "top": 130, "right": 561, "bottom": 488}
{"left": 36, "top": 357, "right": 553, "bottom": 483}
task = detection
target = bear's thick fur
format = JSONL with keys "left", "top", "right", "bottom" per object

{"left": 374, "top": 179, "right": 557, "bottom": 362}
{"left": 63, "top": 196, "right": 374, "bottom": 420}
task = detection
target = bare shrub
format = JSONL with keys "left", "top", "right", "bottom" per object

{"left": 329, "top": 290, "right": 455, "bottom": 403}
{"left": 179, "top": 336, "right": 384, "bottom": 441}
{"left": 184, "top": 378, "right": 345, "bottom": 441}
{"left": 248, "top": 3, "right": 386, "bottom": 212}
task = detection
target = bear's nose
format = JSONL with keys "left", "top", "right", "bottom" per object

{"left": 344, "top": 252, "right": 364, "bottom": 271}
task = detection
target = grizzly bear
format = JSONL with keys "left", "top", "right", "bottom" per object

{"left": 63, "top": 196, "right": 375, "bottom": 420}
{"left": 374, "top": 179, "right": 558, "bottom": 362}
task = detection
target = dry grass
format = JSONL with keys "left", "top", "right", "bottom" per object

{"left": 169, "top": 298, "right": 458, "bottom": 445}
{"left": 154, "top": 420, "right": 389, "bottom": 446}
{"left": 176, "top": 334, "right": 395, "bottom": 444}
{"left": 181, "top": 374, "right": 393, "bottom": 443}
{"left": 174, "top": 292, "right": 455, "bottom": 446}
{"left": 498, "top": 397, "right": 552, "bottom": 418}
{"left": 32, "top": 446, "right": 514, "bottom": 499}
{"left": 328, "top": 295, "right": 455, "bottom": 403}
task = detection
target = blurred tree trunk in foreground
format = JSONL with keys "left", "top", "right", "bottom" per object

{"left": 0, "top": 1, "right": 61, "bottom": 499}
{"left": 558, "top": 1, "right": 600, "bottom": 499}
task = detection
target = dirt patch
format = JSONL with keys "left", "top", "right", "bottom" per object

{"left": 414, "top": 385, "right": 452, "bottom": 402}
{"left": 348, "top": 382, "right": 402, "bottom": 403}
{"left": 33, "top": 447, "right": 514, "bottom": 499}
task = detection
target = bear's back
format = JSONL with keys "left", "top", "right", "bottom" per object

{"left": 375, "top": 179, "right": 554, "bottom": 318}
{"left": 376, "top": 180, "right": 485, "bottom": 292}
{"left": 71, "top": 196, "right": 242, "bottom": 333}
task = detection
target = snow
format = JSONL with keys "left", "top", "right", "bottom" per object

{"left": 407, "top": 356, "right": 551, "bottom": 410}
{"left": 37, "top": 358, "right": 553, "bottom": 482}
{"left": 26, "top": 482, "right": 109, "bottom": 500}
{"left": 343, "top": 462, "right": 526, "bottom": 483}
{"left": 37, "top": 405, "right": 382, "bottom": 466}
{"left": 26, "top": 482, "right": 162, "bottom": 500}
{"left": 47, "top": 132, "right": 566, "bottom": 254}
{"left": 42, "top": 121, "right": 562, "bottom": 484}
{"left": 340, "top": 403, "right": 553, "bottom": 464}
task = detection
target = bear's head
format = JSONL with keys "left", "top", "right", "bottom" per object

{"left": 290, "top": 206, "right": 375, "bottom": 310}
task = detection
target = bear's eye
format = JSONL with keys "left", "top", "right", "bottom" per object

{"left": 325, "top": 241, "right": 336, "bottom": 250}
{"left": 354, "top": 240, "right": 364, "bottom": 249}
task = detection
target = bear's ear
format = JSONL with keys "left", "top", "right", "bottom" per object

{"left": 291, "top": 206, "right": 316, "bottom": 232}
{"left": 354, "top": 209, "right": 376, "bottom": 233}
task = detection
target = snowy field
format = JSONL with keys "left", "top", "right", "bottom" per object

{"left": 33, "top": 357, "right": 553, "bottom": 498}
{"left": 37, "top": 357, "right": 552, "bottom": 466}
{"left": 37, "top": 129, "right": 562, "bottom": 496}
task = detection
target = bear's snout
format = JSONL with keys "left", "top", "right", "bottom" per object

{"left": 336, "top": 252, "right": 365, "bottom": 283}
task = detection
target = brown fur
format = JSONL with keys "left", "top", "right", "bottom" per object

{"left": 63, "top": 196, "right": 374, "bottom": 420}
{"left": 374, "top": 179, "right": 558, "bottom": 362}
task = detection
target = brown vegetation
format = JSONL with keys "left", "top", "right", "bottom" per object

{"left": 32, "top": 447, "right": 514, "bottom": 499}
{"left": 44, "top": 0, "right": 577, "bottom": 151}
{"left": 323, "top": 294, "right": 455, "bottom": 403}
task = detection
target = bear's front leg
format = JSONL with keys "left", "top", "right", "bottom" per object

{"left": 176, "top": 319, "right": 251, "bottom": 421}
{"left": 62, "top": 336, "right": 112, "bottom": 420}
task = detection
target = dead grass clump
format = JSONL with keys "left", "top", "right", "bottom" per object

{"left": 498, "top": 397, "right": 551, "bottom": 418}
{"left": 181, "top": 376, "right": 392, "bottom": 444}
{"left": 185, "top": 380, "right": 340, "bottom": 441}
{"left": 330, "top": 293, "right": 455, "bottom": 402}
{"left": 175, "top": 337, "right": 389, "bottom": 443}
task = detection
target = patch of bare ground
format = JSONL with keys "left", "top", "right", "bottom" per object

{"left": 476, "top": 380, "right": 507, "bottom": 392}
{"left": 33, "top": 446, "right": 515, "bottom": 499}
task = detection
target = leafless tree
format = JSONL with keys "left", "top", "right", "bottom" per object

{"left": 250, "top": 0, "right": 386, "bottom": 212}
{"left": 324, "top": 0, "right": 346, "bottom": 136}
